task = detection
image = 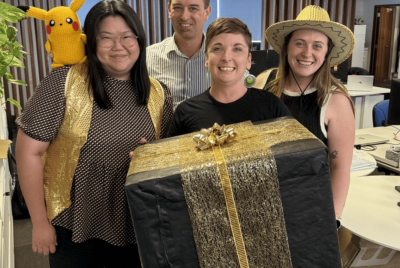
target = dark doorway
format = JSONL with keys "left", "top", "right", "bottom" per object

{"left": 370, "top": 5, "right": 400, "bottom": 85}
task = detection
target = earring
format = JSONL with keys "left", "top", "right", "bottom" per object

{"left": 243, "top": 69, "right": 256, "bottom": 88}
{"left": 206, "top": 69, "right": 210, "bottom": 86}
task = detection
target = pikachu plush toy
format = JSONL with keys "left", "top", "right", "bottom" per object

{"left": 18, "top": 0, "right": 87, "bottom": 69}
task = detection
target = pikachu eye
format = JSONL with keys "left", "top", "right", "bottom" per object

{"left": 49, "top": 20, "right": 55, "bottom": 27}
{"left": 66, "top": 18, "right": 73, "bottom": 24}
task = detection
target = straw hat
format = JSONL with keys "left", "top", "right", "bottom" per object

{"left": 265, "top": 5, "right": 355, "bottom": 66}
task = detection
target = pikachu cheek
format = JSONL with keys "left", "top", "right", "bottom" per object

{"left": 73, "top": 22, "right": 79, "bottom": 31}
{"left": 46, "top": 25, "right": 51, "bottom": 34}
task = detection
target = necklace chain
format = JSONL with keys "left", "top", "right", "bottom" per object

{"left": 289, "top": 68, "right": 315, "bottom": 95}
{"left": 289, "top": 68, "right": 316, "bottom": 111}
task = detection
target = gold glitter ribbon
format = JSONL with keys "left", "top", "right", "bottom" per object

{"left": 128, "top": 119, "right": 315, "bottom": 176}
{"left": 212, "top": 145, "right": 249, "bottom": 268}
{"left": 194, "top": 123, "right": 248, "bottom": 267}
{"left": 127, "top": 118, "right": 315, "bottom": 267}
{"left": 147, "top": 77, "right": 165, "bottom": 140}
{"left": 193, "top": 123, "right": 237, "bottom": 150}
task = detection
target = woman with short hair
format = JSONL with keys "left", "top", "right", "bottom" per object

{"left": 169, "top": 17, "right": 290, "bottom": 136}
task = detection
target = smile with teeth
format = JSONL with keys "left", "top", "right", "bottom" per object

{"left": 180, "top": 23, "right": 191, "bottom": 27}
{"left": 297, "top": 60, "right": 314, "bottom": 66}
{"left": 219, "top": 67, "right": 235, "bottom": 71}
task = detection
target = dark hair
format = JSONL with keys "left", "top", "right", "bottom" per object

{"left": 205, "top": 18, "right": 252, "bottom": 53}
{"left": 83, "top": 0, "right": 150, "bottom": 109}
{"left": 169, "top": 0, "right": 210, "bottom": 8}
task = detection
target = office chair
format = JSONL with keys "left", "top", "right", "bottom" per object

{"left": 373, "top": 100, "right": 389, "bottom": 127}
{"left": 266, "top": 50, "right": 280, "bottom": 69}
{"left": 347, "top": 67, "right": 370, "bottom": 76}
{"left": 387, "top": 79, "right": 400, "bottom": 125}
{"left": 331, "top": 59, "right": 349, "bottom": 82}
{"left": 250, "top": 50, "right": 268, "bottom": 77}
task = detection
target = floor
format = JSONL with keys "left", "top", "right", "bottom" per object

{"left": 13, "top": 219, "right": 50, "bottom": 268}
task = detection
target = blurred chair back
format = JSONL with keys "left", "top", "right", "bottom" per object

{"left": 331, "top": 59, "right": 349, "bottom": 82}
{"left": 387, "top": 79, "right": 400, "bottom": 125}
{"left": 373, "top": 100, "right": 389, "bottom": 127}
{"left": 348, "top": 67, "right": 370, "bottom": 76}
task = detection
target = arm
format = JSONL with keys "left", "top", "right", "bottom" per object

{"left": 15, "top": 130, "right": 56, "bottom": 255}
{"left": 325, "top": 92, "right": 355, "bottom": 219}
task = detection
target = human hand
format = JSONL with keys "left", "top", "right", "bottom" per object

{"left": 129, "top": 137, "right": 147, "bottom": 158}
{"left": 32, "top": 220, "right": 57, "bottom": 255}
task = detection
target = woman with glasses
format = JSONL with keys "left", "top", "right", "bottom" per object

{"left": 15, "top": 1, "right": 173, "bottom": 267}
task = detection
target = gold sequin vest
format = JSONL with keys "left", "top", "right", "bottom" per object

{"left": 43, "top": 64, "right": 165, "bottom": 221}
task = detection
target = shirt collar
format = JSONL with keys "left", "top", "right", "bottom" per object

{"left": 283, "top": 87, "right": 317, "bottom": 96}
{"left": 166, "top": 32, "right": 206, "bottom": 58}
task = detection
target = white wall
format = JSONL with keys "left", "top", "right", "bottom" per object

{"left": 355, "top": 0, "right": 364, "bottom": 19}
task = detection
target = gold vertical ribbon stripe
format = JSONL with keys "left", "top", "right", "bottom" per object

{"left": 213, "top": 145, "right": 249, "bottom": 268}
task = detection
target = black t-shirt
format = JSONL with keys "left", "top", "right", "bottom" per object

{"left": 169, "top": 88, "right": 292, "bottom": 136}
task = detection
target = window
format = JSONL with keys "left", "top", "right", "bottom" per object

{"left": 204, "top": 0, "right": 263, "bottom": 49}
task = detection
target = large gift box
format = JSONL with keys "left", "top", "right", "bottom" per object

{"left": 125, "top": 117, "right": 341, "bottom": 268}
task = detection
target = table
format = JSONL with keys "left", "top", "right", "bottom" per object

{"left": 341, "top": 175, "right": 400, "bottom": 251}
{"left": 351, "top": 148, "right": 376, "bottom": 178}
{"left": 355, "top": 126, "right": 400, "bottom": 174}
{"left": 347, "top": 86, "right": 390, "bottom": 129}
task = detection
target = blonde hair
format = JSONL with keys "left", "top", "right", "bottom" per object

{"left": 267, "top": 31, "right": 355, "bottom": 114}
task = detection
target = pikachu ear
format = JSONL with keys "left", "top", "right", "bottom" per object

{"left": 70, "top": 0, "right": 86, "bottom": 12}
{"left": 26, "top": 6, "right": 47, "bottom": 20}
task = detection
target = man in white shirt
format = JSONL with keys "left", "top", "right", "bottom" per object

{"left": 146, "top": 0, "right": 212, "bottom": 108}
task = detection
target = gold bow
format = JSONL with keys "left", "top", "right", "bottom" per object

{"left": 193, "top": 123, "right": 238, "bottom": 150}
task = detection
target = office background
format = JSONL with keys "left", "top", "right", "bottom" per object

{"left": 2, "top": 0, "right": 399, "bottom": 129}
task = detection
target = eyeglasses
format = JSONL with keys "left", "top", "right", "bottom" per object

{"left": 97, "top": 34, "right": 138, "bottom": 48}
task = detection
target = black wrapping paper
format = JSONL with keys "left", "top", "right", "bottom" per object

{"left": 125, "top": 118, "right": 341, "bottom": 268}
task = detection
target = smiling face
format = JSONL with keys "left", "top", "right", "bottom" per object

{"left": 96, "top": 16, "right": 140, "bottom": 80}
{"left": 205, "top": 33, "right": 251, "bottom": 89}
{"left": 286, "top": 29, "right": 329, "bottom": 80}
{"left": 168, "top": 0, "right": 211, "bottom": 43}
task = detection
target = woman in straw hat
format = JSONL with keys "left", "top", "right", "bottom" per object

{"left": 256, "top": 5, "right": 355, "bottom": 220}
